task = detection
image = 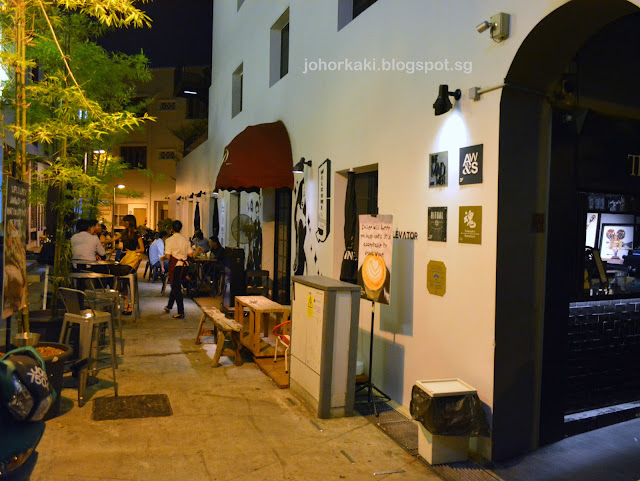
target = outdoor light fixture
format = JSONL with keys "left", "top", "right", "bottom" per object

{"left": 183, "top": 90, "right": 197, "bottom": 95}
{"left": 293, "top": 157, "right": 312, "bottom": 173}
{"left": 476, "top": 13, "right": 510, "bottom": 42}
{"left": 433, "top": 85, "right": 461, "bottom": 116}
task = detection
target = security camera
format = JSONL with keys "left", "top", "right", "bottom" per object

{"left": 476, "top": 21, "right": 492, "bottom": 33}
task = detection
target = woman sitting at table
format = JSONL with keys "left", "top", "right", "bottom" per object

{"left": 113, "top": 215, "right": 144, "bottom": 315}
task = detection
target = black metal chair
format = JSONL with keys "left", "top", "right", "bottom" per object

{"left": 58, "top": 287, "right": 118, "bottom": 407}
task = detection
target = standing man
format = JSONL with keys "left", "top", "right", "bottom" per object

{"left": 148, "top": 231, "right": 167, "bottom": 282}
{"left": 162, "top": 220, "right": 193, "bottom": 319}
{"left": 71, "top": 219, "right": 106, "bottom": 270}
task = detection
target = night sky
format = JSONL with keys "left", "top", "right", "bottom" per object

{"left": 98, "top": 0, "right": 213, "bottom": 68}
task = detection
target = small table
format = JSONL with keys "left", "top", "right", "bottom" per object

{"left": 82, "top": 260, "right": 117, "bottom": 267}
{"left": 68, "top": 271, "right": 114, "bottom": 285}
{"left": 191, "top": 257, "right": 218, "bottom": 295}
{"left": 234, "top": 296, "right": 290, "bottom": 358}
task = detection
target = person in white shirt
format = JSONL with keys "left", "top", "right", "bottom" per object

{"left": 162, "top": 220, "right": 193, "bottom": 318}
{"left": 148, "top": 231, "right": 167, "bottom": 281}
{"left": 71, "top": 219, "right": 106, "bottom": 269}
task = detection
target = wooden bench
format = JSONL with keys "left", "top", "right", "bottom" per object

{"left": 196, "top": 307, "right": 243, "bottom": 367}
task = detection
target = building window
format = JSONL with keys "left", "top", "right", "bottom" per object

{"left": 338, "top": 0, "right": 378, "bottom": 30}
{"left": 159, "top": 100, "right": 176, "bottom": 111}
{"left": 114, "top": 204, "right": 128, "bottom": 228}
{"left": 270, "top": 9, "right": 290, "bottom": 86}
{"left": 187, "top": 96, "right": 208, "bottom": 119}
{"left": 120, "top": 146, "right": 147, "bottom": 169}
{"left": 232, "top": 63, "right": 243, "bottom": 118}
{"left": 158, "top": 150, "right": 176, "bottom": 160}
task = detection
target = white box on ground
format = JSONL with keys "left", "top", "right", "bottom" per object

{"left": 415, "top": 379, "right": 477, "bottom": 465}
{"left": 418, "top": 425, "right": 470, "bottom": 465}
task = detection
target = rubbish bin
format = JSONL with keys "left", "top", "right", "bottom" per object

{"left": 410, "top": 379, "right": 490, "bottom": 465}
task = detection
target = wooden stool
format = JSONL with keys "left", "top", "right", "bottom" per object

{"left": 196, "top": 307, "right": 243, "bottom": 367}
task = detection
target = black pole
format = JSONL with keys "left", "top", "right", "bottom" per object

{"left": 367, "top": 300, "right": 377, "bottom": 414}
{"left": 4, "top": 317, "right": 11, "bottom": 349}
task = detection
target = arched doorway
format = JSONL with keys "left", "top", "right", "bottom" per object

{"left": 495, "top": 0, "right": 640, "bottom": 461}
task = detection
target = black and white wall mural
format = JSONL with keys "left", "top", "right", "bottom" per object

{"left": 292, "top": 158, "right": 333, "bottom": 277}
{"left": 293, "top": 178, "right": 307, "bottom": 275}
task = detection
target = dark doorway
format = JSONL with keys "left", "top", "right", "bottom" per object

{"left": 495, "top": 0, "right": 640, "bottom": 461}
{"left": 273, "top": 188, "right": 292, "bottom": 305}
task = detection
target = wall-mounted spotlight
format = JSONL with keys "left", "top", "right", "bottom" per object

{"left": 476, "top": 13, "right": 510, "bottom": 42}
{"left": 293, "top": 157, "right": 312, "bottom": 173}
{"left": 433, "top": 85, "right": 461, "bottom": 116}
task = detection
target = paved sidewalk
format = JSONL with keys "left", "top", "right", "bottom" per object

{"left": 31, "top": 276, "right": 444, "bottom": 481}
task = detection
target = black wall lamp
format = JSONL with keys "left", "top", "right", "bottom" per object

{"left": 293, "top": 157, "right": 312, "bottom": 173}
{"left": 433, "top": 85, "right": 461, "bottom": 116}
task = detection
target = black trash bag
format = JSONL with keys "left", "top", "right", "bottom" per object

{"left": 410, "top": 385, "right": 491, "bottom": 437}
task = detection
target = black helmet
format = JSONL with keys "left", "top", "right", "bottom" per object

{"left": 0, "top": 347, "right": 53, "bottom": 422}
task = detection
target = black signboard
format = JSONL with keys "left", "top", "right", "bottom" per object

{"left": 429, "top": 151, "right": 448, "bottom": 187}
{"left": 3, "top": 177, "right": 28, "bottom": 319}
{"left": 459, "top": 144, "right": 483, "bottom": 185}
{"left": 428, "top": 207, "right": 447, "bottom": 242}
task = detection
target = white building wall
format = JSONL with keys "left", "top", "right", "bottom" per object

{"left": 177, "top": 0, "right": 640, "bottom": 457}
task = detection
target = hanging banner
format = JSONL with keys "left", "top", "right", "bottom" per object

{"left": 316, "top": 159, "right": 331, "bottom": 242}
{"left": 3, "top": 177, "right": 28, "bottom": 319}
{"left": 358, "top": 214, "right": 393, "bottom": 305}
{"left": 218, "top": 198, "right": 226, "bottom": 248}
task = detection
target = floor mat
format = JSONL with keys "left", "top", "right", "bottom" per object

{"left": 92, "top": 394, "right": 173, "bottom": 421}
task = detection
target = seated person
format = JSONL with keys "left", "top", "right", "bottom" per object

{"left": 209, "top": 237, "right": 224, "bottom": 261}
{"left": 148, "top": 231, "right": 167, "bottom": 281}
{"left": 206, "top": 237, "right": 225, "bottom": 293}
{"left": 193, "top": 231, "right": 209, "bottom": 255}
{"left": 71, "top": 218, "right": 106, "bottom": 269}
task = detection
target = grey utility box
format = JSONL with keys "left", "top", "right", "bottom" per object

{"left": 290, "top": 276, "right": 361, "bottom": 418}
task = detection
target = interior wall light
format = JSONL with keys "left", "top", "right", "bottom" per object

{"left": 433, "top": 85, "right": 461, "bottom": 116}
{"left": 293, "top": 157, "right": 312, "bottom": 173}
{"left": 476, "top": 13, "right": 510, "bottom": 42}
{"left": 189, "top": 193, "right": 194, "bottom": 199}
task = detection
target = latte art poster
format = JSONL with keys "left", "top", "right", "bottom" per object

{"left": 357, "top": 215, "right": 393, "bottom": 305}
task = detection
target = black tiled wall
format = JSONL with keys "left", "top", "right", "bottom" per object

{"left": 567, "top": 298, "right": 640, "bottom": 414}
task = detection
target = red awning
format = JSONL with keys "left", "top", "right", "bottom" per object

{"left": 215, "top": 120, "right": 294, "bottom": 191}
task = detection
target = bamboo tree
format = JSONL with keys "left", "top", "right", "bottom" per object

{"left": 0, "top": 0, "right": 153, "bottom": 326}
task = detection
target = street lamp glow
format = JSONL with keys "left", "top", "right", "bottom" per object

{"left": 116, "top": 184, "right": 125, "bottom": 189}
{"left": 93, "top": 149, "right": 106, "bottom": 154}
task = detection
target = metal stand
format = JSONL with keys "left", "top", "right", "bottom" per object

{"left": 356, "top": 300, "right": 391, "bottom": 416}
